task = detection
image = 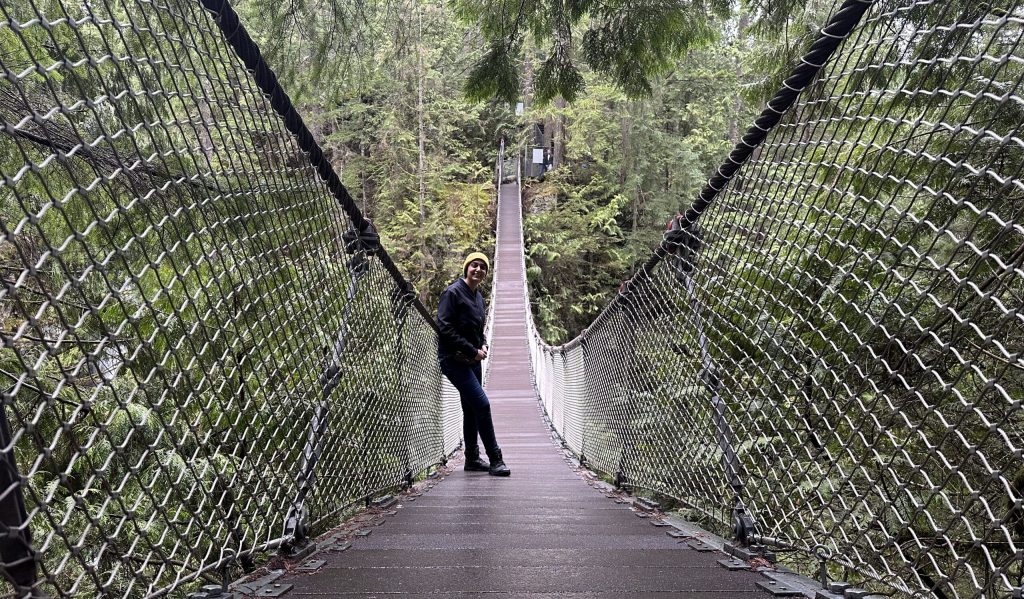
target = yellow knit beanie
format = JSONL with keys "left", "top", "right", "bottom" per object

{"left": 462, "top": 252, "right": 490, "bottom": 275}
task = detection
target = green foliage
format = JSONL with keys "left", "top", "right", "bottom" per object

{"left": 581, "top": 0, "right": 723, "bottom": 97}
{"left": 524, "top": 171, "right": 630, "bottom": 342}
{"left": 377, "top": 179, "right": 496, "bottom": 303}
{"left": 234, "top": 0, "right": 379, "bottom": 99}
{"left": 522, "top": 43, "right": 747, "bottom": 341}
{"left": 740, "top": 0, "right": 832, "bottom": 105}
{"left": 287, "top": 0, "right": 509, "bottom": 304}
{"left": 466, "top": 41, "right": 523, "bottom": 105}
{"left": 456, "top": 0, "right": 730, "bottom": 103}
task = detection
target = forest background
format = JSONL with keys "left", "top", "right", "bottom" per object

{"left": 5, "top": 1, "right": 1023, "bottom": 596}
{"left": 236, "top": 0, "right": 816, "bottom": 342}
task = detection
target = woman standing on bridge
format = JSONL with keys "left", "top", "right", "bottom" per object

{"left": 437, "top": 252, "right": 511, "bottom": 477}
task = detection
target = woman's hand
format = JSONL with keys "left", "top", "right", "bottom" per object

{"left": 475, "top": 346, "right": 488, "bottom": 361}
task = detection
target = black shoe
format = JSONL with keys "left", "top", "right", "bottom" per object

{"left": 488, "top": 450, "right": 511, "bottom": 477}
{"left": 464, "top": 456, "right": 490, "bottom": 472}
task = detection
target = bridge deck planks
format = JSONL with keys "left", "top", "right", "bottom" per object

{"left": 278, "top": 182, "right": 769, "bottom": 597}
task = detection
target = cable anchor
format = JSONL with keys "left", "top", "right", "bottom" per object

{"left": 662, "top": 215, "right": 703, "bottom": 280}
{"left": 731, "top": 500, "right": 757, "bottom": 546}
{"left": 343, "top": 220, "right": 380, "bottom": 275}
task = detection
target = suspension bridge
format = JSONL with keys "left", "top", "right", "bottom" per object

{"left": 1, "top": 0, "right": 1022, "bottom": 598}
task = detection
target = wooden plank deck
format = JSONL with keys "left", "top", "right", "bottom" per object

{"left": 273, "top": 181, "right": 771, "bottom": 598}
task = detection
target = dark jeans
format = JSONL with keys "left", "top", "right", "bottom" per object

{"left": 440, "top": 359, "right": 500, "bottom": 460}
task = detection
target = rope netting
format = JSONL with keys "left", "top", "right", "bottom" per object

{"left": 529, "top": 1, "right": 1024, "bottom": 597}
{"left": 0, "top": 0, "right": 460, "bottom": 596}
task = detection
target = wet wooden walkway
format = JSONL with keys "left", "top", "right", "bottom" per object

{"left": 274, "top": 182, "right": 772, "bottom": 597}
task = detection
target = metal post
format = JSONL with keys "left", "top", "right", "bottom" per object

{"left": 669, "top": 221, "right": 755, "bottom": 544}
{"left": 281, "top": 227, "right": 376, "bottom": 556}
{"left": 1, "top": 401, "right": 39, "bottom": 596}
{"left": 683, "top": 273, "right": 743, "bottom": 491}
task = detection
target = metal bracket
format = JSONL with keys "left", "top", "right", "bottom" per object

{"left": 187, "top": 584, "right": 238, "bottom": 599}
{"left": 254, "top": 583, "right": 293, "bottom": 597}
{"left": 718, "top": 558, "right": 751, "bottom": 571}
{"left": 842, "top": 589, "right": 875, "bottom": 599}
{"left": 828, "top": 582, "right": 852, "bottom": 594}
{"left": 281, "top": 506, "right": 309, "bottom": 544}
{"left": 724, "top": 542, "right": 776, "bottom": 562}
{"left": 662, "top": 216, "right": 702, "bottom": 279}
{"left": 814, "top": 581, "right": 851, "bottom": 598}
{"left": 633, "top": 497, "right": 659, "bottom": 512}
{"left": 279, "top": 540, "right": 316, "bottom": 561}
{"left": 372, "top": 494, "right": 398, "bottom": 509}
{"left": 343, "top": 221, "right": 380, "bottom": 256}
{"left": 756, "top": 580, "right": 803, "bottom": 596}
{"left": 687, "top": 540, "right": 715, "bottom": 552}
{"left": 295, "top": 559, "right": 325, "bottom": 572}
{"left": 342, "top": 221, "right": 379, "bottom": 276}
{"left": 231, "top": 570, "right": 285, "bottom": 597}
{"left": 814, "top": 544, "right": 832, "bottom": 590}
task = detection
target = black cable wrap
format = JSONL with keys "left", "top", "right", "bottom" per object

{"left": 198, "top": 0, "right": 438, "bottom": 330}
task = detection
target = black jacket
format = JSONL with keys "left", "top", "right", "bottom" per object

{"left": 437, "top": 278, "right": 485, "bottom": 361}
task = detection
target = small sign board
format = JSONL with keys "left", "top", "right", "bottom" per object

{"left": 515, "top": 102, "right": 524, "bottom": 115}
{"left": 532, "top": 148, "right": 545, "bottom": 164}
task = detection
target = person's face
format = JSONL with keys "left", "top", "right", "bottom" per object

{"left": 465, "top": 259, "right": 488, "bottom": 285}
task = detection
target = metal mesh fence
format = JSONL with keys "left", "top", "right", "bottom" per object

{"left": 0, "top": 0, "right": 460, "bottom": 596}
{"left": 530, "top": 1, "right": 1024, "bottom": 597}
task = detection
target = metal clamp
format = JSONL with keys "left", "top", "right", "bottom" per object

{"left": 662, "top": 216, "right": 702, "bottom": 278}
{"left": 343, "top": 220, "right": 380, "bottom": 256}
{"left": 814, "top": 544, "right": 831, "bottom": 589}
{"left": 731, "top": 501, "right": 757, "bottom": 546}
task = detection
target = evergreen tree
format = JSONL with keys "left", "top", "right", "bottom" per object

{"left": 457, "top": 0, "right": 731, "bottom": 103}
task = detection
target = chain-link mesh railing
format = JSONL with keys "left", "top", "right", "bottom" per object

{"left": 529, "top": 1, "right": 1024, "bottom": 597}
{"left": 0, "top": 0, "right": 460, "bottom": 596}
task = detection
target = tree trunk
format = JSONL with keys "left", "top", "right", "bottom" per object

{"left": 416, "top": 3, "right": 426, "bottom": 229}
{"left": 619, "top": 106, "right": 632, "bottom": 185}
{"left": 729, "top": 12, "right": 750, "bottom": 145}
{"left": 360, "top": 142, "right": 369, "bottom": 216}
{"left": 553, "top": 97, "right": 566, "bottom": 168}
{"left": 523, "top": 52, "right": 534, "bottom": 170}
{"left": 542, "top": 115, "right": 553, "bottom": 160}
{"left": 416, "top": 0, "right": 429, "bottom": 304}
{"left": 621, "top": 102, "right": 638, "bottom": 232}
